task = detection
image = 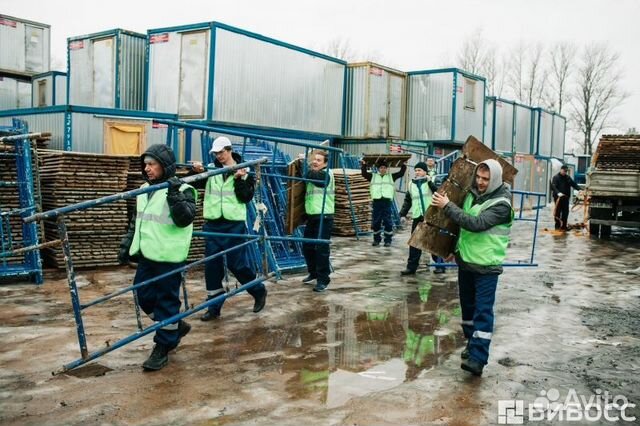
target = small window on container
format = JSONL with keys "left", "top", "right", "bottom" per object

{"left": 38, "top": 80, "right": 47, "bottom": 107}
{"left": 464, "top": 78, "right": 476, "bottom": 111}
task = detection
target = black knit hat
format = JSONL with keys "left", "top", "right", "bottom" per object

{"left": 376, "top": 159, "right": 389, "bottom": 168}
{"left": 415, "top": 161, "right": 428, "bottom": 172}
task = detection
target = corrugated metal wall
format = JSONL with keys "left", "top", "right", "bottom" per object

{"left": 494, "top": 100, "right": 514, "bottom": 153}
{"left": 212, "top": 28, "right": 344, "bottom": 135}
{"left": 536, "top": 109, "right": 553, "bottom": 157}
{"left": 454, "top": 73, "right": 485, "bottom": 142}
{"left": 406, "top": 73, "right": 453, "bottom": 141}
{"left": 514, "top": 104, "right": 532, "bottom": 154}
{"left": 484, "top": 98, "right": 494, "bottom": 149}
{"left": 0, "top": 16, "right": 50, "bottom": 74}
{"left": 0, "top": 112, "right": 65, "bottom": 149}
{"left": 345, "top": 66, "right": 367, "bottom": 137}
{"left": 0, "top": 77, "right": 32, "bottom": 109}
{"left": 551, "top": 115, "right": 565, "bottom": 159}
{"left": 118, "top": 33, "right": 146, "bottom": 110}
{"left": 388, "top": 73, "right": 404, "bottom": 138}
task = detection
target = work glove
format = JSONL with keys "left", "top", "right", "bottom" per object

{"left": 117, "top": 244, "right": 130, "bottom": 265}
{"left": 557, "top": 192, "right": 565, "bottom": 198}
{"left": 167, "top": 176, "right": 182, "bottom": 194}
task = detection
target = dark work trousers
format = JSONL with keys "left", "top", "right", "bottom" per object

{"left": 203, "top": 219, "right": 264, "bottom": 312}
{"left": 458, "top": 268, "right": 499, "bottom": 365}
{"left": 372, "top": 198, "right": 394, "bottom": 244}
{"left": 406, "top": 217, "right": 442, "bottom": 271}
{"left": 134, "top": 257, "right": 184, "bottom": 349}
{"left": 553, "top": 195, "right": 570, "bottom": 230}
{"left": 303, "top": 215, "right": 334, "bottom": 286}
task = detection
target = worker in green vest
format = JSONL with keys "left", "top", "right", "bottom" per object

{"left": 191, "top": 136, "right": 267, "bottom": 321}
{"left": 361, "top": 158, "right": 406, "bottom": 247}
{"left": 399, "top": 161, "right": 439, "bottom": 275}
{"left": 432, "top": 159, "right": 513, "bottom": 377}
{"left": 118, "top": 144, "right": 197, "bottom": 371}
{"left": 301, "top": 150, "right": 335, "bottom": 293}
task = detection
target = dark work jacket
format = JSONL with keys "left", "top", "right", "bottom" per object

{"left": 119, "top": 144, "right": 197, "bottom": 260}
{"left": 550, "top": 173, "right": 580, "bottom": 198}
{"left": 399, "top": 178, "right": 438, "bottom": 218}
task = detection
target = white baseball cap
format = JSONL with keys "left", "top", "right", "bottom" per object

{"left": 210, "top": 136, "right": 232, "bottom": 154}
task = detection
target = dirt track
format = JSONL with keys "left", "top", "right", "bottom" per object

{"left": 1, "top": 208, "right": 639, "bottom": 425}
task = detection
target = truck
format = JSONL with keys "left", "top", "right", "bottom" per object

{"left": 586, "top": 135, "right": 640, "bottom": 236}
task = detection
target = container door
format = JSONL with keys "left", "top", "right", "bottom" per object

{"left": 92, "top": 37, "right": 115, "bottom": 107}
{"left": 178, "top": 31, "right": 208, "bottom": 119}
{"left": 25, "top": 25, "right": 45, "bottom": 73}
{"left": 388, "top": 74, "right": 404, "bottom": 138}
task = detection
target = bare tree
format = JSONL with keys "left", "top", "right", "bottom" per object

{"left": 319, "top": 37, "right": 359, "bottom": 61}
{"left": 570, "top": 43, "right": 629, "bottom": 155}
{"left": 457, "top": 28, "right": 486, "bottom": 75}
{"left": 547, "top": 42, "right": 576, "bottom": 114}
{"left": 504, "top": 41, "right": 548, "bottom": 105}
{"left": 504, "top": 41, "right": 526, "bottom": 102}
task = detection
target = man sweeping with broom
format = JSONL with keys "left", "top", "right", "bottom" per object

{"left": 551, "top": 164, "right": 581, "bottom": 231}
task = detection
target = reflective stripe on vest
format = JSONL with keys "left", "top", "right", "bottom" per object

{"left": 203, "top": 174, "right": 247, "bottom": 221}
{"left": 457, "top": 195, "right": 514, "bottom": 266}
{"left": 305, "top": 169, "right": 335, "bottom": 215}
{"left": 370, "top": 173, "right": 395, "bottom": 199}
{"left": 129, "top": 183, "right": 196, "bottom": 263}
{"left": 410, "top": 181, "right": 432, "bottom": 218}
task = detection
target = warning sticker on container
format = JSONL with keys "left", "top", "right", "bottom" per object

{"left": 150, "top": 33, "right": 169, "bottom": 44}
{"left": 0, "top": 18, "right": 17, "bottom": 28}
{"left": 69, "top": 40, "right": 84, "bottom": 50}
{"left": 152, "top": 122, "right": 168, "bottom": 129}
{"left": 369, "top": 67, "right": 384, "bottom": 77}
{"left": 457, "top": 86, "right": 464, "bottom": 93}
{"left": 390, "top": 144, "right": 403, "bottom": 153}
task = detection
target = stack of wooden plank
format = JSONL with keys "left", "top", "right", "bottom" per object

{"left": 332, "top": 169, "right": 371, "bottom": 236}
{"left": 594, "top": 135, "right": 640, "bottom": 171}
{"left": 39, "top": 150, "right": 130, "bottom": 268}
{"left": 361, "top": 154, "right": 411, "bottom": 168}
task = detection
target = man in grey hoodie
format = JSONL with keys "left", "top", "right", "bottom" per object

{"left": 431, "top": 159, "right": 513, "bottom": 376}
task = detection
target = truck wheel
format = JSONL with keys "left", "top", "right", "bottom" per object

{"left": 601, "top": 225, "right": 612, "bottom": 237}
{"left": 589, "top": 223, "right": 600, "bottom": 235}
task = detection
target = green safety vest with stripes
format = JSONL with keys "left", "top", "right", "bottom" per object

{"left": 203, "top": 174, "right": 247, "bottom": 221}
{"left": 370, "top": 173, "right": 395, "bottom": 200}
{"left": 305, "top": 169, "right": 335, "bottom": 215}
{"left": 129, "top": 183, "right": 197, "bottom": 263}
{"left": 409, "top": 180, "right": 432, "bottom": 218}
{"left": 457, "top": 194, "right": 514, "bottom": 266}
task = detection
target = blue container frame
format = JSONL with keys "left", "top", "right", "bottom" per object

{"left": 31, "top": 71, "right": 67, "bottom": 107}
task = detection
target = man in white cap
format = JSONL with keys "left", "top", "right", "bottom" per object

{"left": 191, "top": 136, "right": 267, "bottom": 320}
{"left": 431, "top": 159, "right": 513, "bottom": 377}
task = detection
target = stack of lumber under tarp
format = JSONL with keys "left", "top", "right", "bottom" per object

{"left": 39, "top": 150, "right": 130, "bottom": 268}
{"left": 332, "top": 169, "right": 371, "bottom": 236}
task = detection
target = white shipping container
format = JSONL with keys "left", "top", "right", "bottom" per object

{"left": 0, "top": 75, "right": 32, "bottom": 109}
{"left": 32, "top": 72, "right": 67, "bottom": 107}
{"left": 0, "top": 14, "right": 50, "bottom": 75}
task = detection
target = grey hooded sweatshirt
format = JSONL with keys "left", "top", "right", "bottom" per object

{"left": 443, "top": 159, "right": 512, "bottom": 275}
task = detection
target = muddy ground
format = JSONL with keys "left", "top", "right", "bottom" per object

{"left": 1, "top": 207, "right": 639, "bottom": 426}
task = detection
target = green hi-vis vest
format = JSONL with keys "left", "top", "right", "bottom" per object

{"left": 370, "top": 173, "right": 395, "bottom": 200}
{"left": 129, "top": 183, "right": 197, "bottom": 263}
{"left": 410, "top": 180, "right": 432, "bottom": 218}
{"left": 305, "top": 169, "right": 335, "bottom": 215}
{"left": 457, "top": 194, "right": 514, "bottom": 266}
{"left": 204, "top": 173, "right": 247, "bottom": 221}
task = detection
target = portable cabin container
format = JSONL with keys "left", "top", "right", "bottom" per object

{"left": 550, "top": 113, "right": 566, "bottom": 159}
{"left": 31, "top": 71, "right": 67, "bottom": 107}
{"left": 67, "top": 29, "right": 146, "bottom": 110}
{"left": 484, "top": 97, "right": 494, "bottom": 149}
{"left": 513, "top": 103, "right": 534, "bottom": 155}
{"left": 0, "top": 14, "right": 50, "bottom": 76}
{"left": 405, "top": 68, "right": 486, "bottom": 146}
{"left": 0, "top": 106, "right": 176, "bottom": 154}
{"left": 533, "top": 107, "right": 554, "bottom": 157}
{"left": 0, "top": 74, "right": 32, "bottom": 109}
{"left": 344, "top": 62, "right": 405, "bottom": 139}
{"left": 146, "top": 22, "right": 346, "bottom": 137}
{"left": 489, "top": 97, "right": 516, "bottom": 154}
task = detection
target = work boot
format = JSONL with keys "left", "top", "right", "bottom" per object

{"left": 177, "top": 320, "right": 191, "bottom": 339}
{"left": 313, "top": 282, "right": 328, "bottom": 293}
{"left": 143, "top": 343, "right": 169, "bottom": 371}
{"left": 400, "top": 269, "right": 416, "bottom": 276}
{"left": 461, "top": 358, "right": 484, "bottom": 376}
{"left": 372, "top": 241, "right": 380, "bottom": 246}
{"left": 302, "top": 274, "right": 317, "bottom": 284}
{"left": 383, "top": 241, "right": 391, "bottom": 247}
{"left": 461, "top": 344, "right": 470, "bottom": 360}
{"left": 200, "top": 300, "right": 222, "bottom": 321}
{"left": 253, "top": 288, "right": 267, "bottom": 313}
{"left": 433, "top": 267, "right": 446, "bottom": 274}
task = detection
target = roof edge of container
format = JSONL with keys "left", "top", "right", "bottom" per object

{"left": 0, "top": 14, "right": 50, "bottom": 28}
{"left": 31, "top": 70, "right": 67, "bottom": 79}
{"left": 407, "top": 67, "right": 487, "bottom": 82}
{"left": 67, "top": 28, "right": 146, "bottom": 42}
{"left": 346, "top": 62, "right": 406, "bottom": 76}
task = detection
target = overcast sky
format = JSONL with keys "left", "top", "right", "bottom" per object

{"left": 3, "top": 0, "right": 639, "bottom": 148}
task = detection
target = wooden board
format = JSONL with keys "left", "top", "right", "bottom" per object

{"left": 361, "top": 154, "right": 411, "bottom": 168}
{"left": 285, "top": 159, "right": 306, "bottom": 235}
